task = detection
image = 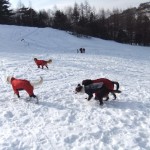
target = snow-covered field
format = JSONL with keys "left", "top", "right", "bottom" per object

{"left": 0, "top": 25, "right": 150, "bottom": 150}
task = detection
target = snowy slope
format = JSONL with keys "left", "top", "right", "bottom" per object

{"left": 0, "top": 24, "right": 150, "bottom": 150}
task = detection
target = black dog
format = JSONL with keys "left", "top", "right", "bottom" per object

{"left": 75, "top": 78, "right": 121, "bottom": 105}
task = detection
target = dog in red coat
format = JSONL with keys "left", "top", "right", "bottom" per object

{"left": 7, "top": 76, "right": 43, "bottom": 103}
{"left": 34, "top": 58, "right": 52, "bottom": 69}
{"left": 75, "top": 78, "right": 121, "bottom": 105}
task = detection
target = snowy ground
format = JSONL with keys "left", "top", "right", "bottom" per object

{"left": 0, "top": 25, "right": 150, "bottom": 150}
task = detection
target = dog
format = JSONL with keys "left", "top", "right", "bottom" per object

{"left": 75, "top": 78, "right": 121, "bottom": 105}
{"left": 34, "top": 58, "right": 52, "bottom": 69}
{"left": 7, "top": 76, "right": 43, "bottom": 103}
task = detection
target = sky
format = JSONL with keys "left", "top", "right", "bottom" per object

{"left": 9, "top": 0, "right": 149, "bottom": 11}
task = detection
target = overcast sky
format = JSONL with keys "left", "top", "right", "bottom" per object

{"left": 9, "top": 0, "right": 149, "bottom": 11}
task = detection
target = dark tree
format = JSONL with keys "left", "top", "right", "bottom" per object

{"left": 117, "top": 29, "right": 129, "bottom": 43}
{"left": 12, "top": 6, "right": 38, "bottom": 27}
{"left": 0, "top": 0, "right": 12, "bottom": 24}
{"left": 97, "top": 9, "right": 108, "bottom": 39}
{"left": 123, "top": 8, "right": 136, "bottom": 44}
{"left": 15, "top": 7, "right": 30, "bottom": 26}
{"left": 72, "top": 3, "right": 79, "bottom": 25}
{"left": 135, "top": 14, "right": 150, "bottom": 46}
{"left": 53, "top": 10, "right": 70, "bottom": 30}
{"left": 108, "top": 9, "right": 121, "bottom": 40}
{"left": 38, "top": 10, "right": 49, "bottom": 27}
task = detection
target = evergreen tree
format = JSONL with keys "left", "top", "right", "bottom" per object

{"left": 72, "top": 3, "right": 79, "bottom": 25}
{"left": 38, "top": 10, "right": 49, "bottom": 27}
{"left": 0, "top": 0, "right": 12, "bottom": 24}
{"left": 135, "top": 14, "right": 150, "bottom": 46}
{"left": 53, "top": 10, "right": 70, "bottom": 30}
{"left": 13, "top": 6, "right": 38, "bottom": 26}
{"left": 124, "top": 8, "right": 136, "bottom": 44}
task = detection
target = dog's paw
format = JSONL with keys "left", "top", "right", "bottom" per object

{"left": 100, "top": 103, "right": 104, "bottom": 106}
{"left": 85, "top": 97, "right": 91, "bottom": 101}
{"left": 100, "top": 104, "right": 106, "bottom": 108}
{"left": 25, "top": 97, "right": 31, "bottom": 102}
{"left": 35, "top": 101, "right": 39, "bottom": 104}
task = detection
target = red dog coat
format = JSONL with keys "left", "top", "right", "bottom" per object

{"left": 34, "top": 59, "right": 47, "bottom": 67}
{"left": 93, "top": 78, "right": 114, "bottom": 91}
{"left": 10, "top": 77, "right": 34, "bottom": 96}
{"left": 92, "top": 78, "right": 114, "bottom": 98}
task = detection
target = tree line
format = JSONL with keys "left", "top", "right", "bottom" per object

{"left": 0, "top": 0, "right": 150, "bottom": 46}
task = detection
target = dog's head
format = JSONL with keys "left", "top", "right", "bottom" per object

{"left": 75, "top": 84, "right": 84, "bottom": 94}
{"left": 6, "top": 76, "right": 13, "bottom": 84}
{"left": 47, "top": 59, "right": 52, "bottom": 64}
{"left": 34, "top": 58, "right": 37, "bottom": 61}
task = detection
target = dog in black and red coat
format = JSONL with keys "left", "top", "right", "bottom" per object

{"left": 75, "top": 78, "right": 121, "bottom": 105}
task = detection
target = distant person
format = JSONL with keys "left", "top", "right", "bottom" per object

{"left": 80, "top": 48, "right": 82, "bottom": 53}
{"left": 82, "top": 48, "right": 85, "bottom": 53}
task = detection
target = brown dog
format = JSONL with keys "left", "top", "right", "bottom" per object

{"left": 75, "top": 78, "right": 121, "bottom": 105}
{"left": 34, "top": 58, "right": 52, "bottom": 69}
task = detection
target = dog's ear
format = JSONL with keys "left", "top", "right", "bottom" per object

{"left": 82, "top": 79, "right": 92, "bottom": 86}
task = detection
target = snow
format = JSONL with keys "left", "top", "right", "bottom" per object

{"left": 0, "top": 24, "right": 150, "bottom": 150}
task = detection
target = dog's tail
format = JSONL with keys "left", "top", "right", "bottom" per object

{"left": 111, "top": 90, "right": 121, "bottom": 93}
{"left": 31, "top": 77, "right": 43, "bottom": 87}
{"left": 112, "top": 81, "right": 119, "bottom": 90}
{"left": 109, "top": 90, "right": 121, "bottom": 100}
{"left": 47, "top": 59, "right": 52, "bottom": 64}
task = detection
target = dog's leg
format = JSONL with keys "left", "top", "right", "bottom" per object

{"left": 30, "top": 94, "right": 39, "bottom": 104}
{"left": 30, "top": 94, "right": 36, "bottom": 98}
{"left": 87, "top": 94, "right": 93, "bottom": 101}
{"left": 45, "top": 65, "right": 48, "bottom": 69}
{"left": 96, "top": 94, "right": 103, "bottom": 105}
{"left": 112, "top": 93, "right": 116, "bottom": 100}
{"left": 94, "top": 93, "right": 99, "bottom": 100}
{"left": 16, "top": 90, "right": 20, "bottom": 98}
{"left": 94, "top": 96, "right": 98, "bottom": 100}
{"left": 17, "top": 93, "right": 20, "bottom": 98}
{"left": 99, "top": 98, "right": 103, "bottom": 105}
{"left": 104, "top": 96, "right": 109, "bottom": 101}
{"left": 27, "top": 94, "right": 36, "bottom": 101}
{"left": 97, "top": 86, "right": 109, "bottom": 105}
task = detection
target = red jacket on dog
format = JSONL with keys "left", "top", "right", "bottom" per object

{"left": 35, "top": 59, "right": 47, "bottom": 66}
{"left": 93, "top": 78, "right": 114, "bottom": 91}
{"left": 10, "top": 77, "right": 34, "bottom": 96}
{"left": 82, "top": 78, "right": 120, "bottom": 100}
{"left": 34, "top": 58, "right": 52, "bottom": 69}
{"left": 76, "top": 78, "right": 121, "bottom": 105}
{"left": 7, "top": 76, "right": 43, "bottom": 103}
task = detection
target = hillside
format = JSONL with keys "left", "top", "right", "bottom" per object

{"left": 0, "top": 25, "right": 150, "bottom": 150}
